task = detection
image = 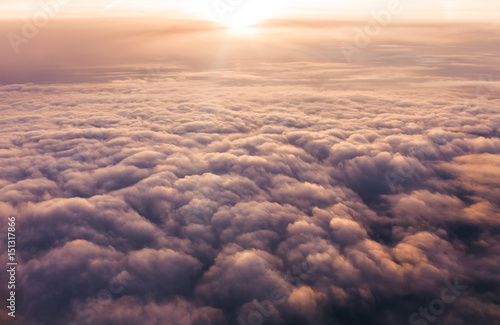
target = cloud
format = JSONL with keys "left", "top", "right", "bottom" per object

{"left": 0, "top": 18, "right": 499, "bottom": 325}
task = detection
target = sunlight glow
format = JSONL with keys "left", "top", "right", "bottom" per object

{"left": 209, "top": 0, "right": 287, "bottom": 29}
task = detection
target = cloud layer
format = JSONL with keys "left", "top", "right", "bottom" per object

{"left": 0, "top": 19, "right": 500, "bottom": 325}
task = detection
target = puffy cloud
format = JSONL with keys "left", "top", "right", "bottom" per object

{"left": 0, "top": 18, "right": 499, "bottom": 325}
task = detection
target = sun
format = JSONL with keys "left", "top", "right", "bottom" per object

{"left": 209, "top": 0, "right": 286, "bottom": 30}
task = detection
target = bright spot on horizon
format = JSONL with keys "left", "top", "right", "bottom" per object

{"left": 209, "top": 0, "right": 287, "bottom": 30}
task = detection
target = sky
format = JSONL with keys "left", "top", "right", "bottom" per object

{"left": 2, "top": 0, "right": 500, "bottom": 20}
{"left": 0, "top": 1, "right": 500, "bottom": 325}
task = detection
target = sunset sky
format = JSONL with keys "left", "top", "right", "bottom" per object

{"left": 0, "top": 1, "right": 499, "bottom": 325}
{"left": 2, "top": 0, "right": 500, "bottom": 19}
